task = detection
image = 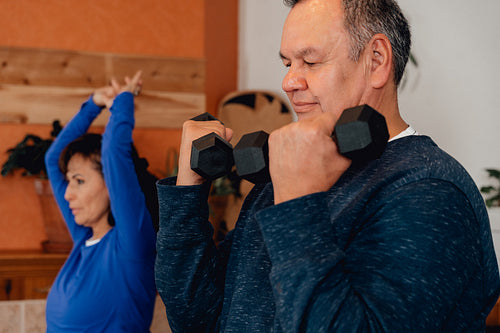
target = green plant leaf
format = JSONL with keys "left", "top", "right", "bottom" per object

{"left": 481, "top": 186, "right": 495, "bottom": 194}
{"left": 486, "top": 169, "right": 500, "bottom": 179}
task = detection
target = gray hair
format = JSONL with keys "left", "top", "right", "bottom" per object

{"left": 283, "top": 0, "right": 411, "bottom": 86}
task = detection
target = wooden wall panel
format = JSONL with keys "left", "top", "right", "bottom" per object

{"left": 0, "top": 85, "right": 204, "bottom": 128}
{"left": 0, "top": 46, "right": 205, "bottom": 128}
{"left": 110, "top": 55, "right": 205, "bottom": 93}
{"left": 0, "top": 47, "right": 107, "bottom": 87}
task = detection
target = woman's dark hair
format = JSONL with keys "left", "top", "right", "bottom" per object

{"left": 130, "top": 145, "right": 160, "bottom": 232}
{"left": 59, "top": 133, "right": 159, "bottom": 232}
{"left": 59, "top": 133, "right": 103, "bottom": 176}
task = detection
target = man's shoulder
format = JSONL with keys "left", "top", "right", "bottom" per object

{"left": 384, "top": 135, "right": 468, "bottom": 181}
{"left": 379, "top": 135, "right": 486, "bottom": 216}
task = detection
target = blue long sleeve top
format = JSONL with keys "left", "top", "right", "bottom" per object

{"left": 45, "top": 93, "right": 157, "bottom": 332}
{"left": 155, "top": 135, "right": 500, "bottom": 332}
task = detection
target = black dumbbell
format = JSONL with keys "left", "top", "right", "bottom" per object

{"left": 233, "top": 130, "right": 271, "bottom": 184}
{"left": 233, "top": 104, "right": 389, "bottom": 184}
{"left": 190, "top": 113, "right": 234, "bottom": 180}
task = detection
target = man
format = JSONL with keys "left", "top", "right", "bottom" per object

{"left": 155, "top": 0, "right": 500, "bottom": 332}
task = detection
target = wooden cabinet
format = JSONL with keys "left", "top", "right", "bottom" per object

{"left": 488, "top": 299, "right": 500, "bottom": 327}
{"left": 0, "top": 251, "right": 67, "bottom": 300}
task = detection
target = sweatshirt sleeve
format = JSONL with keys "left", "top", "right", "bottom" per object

{"left": 155, "top": 177, "right": 230, "bottom": 333}
{"left": 101, "top": 92, "right": 156, "bottom": 259}
{"left": 256, "top": 179, "right": 483, "bottom": 332}
{"left": 45, "top": 97, "right": 103, "bottom": 241}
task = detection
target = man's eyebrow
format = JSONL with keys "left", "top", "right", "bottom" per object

{"left": 279, "top": 47, "right": 317, "bottom": 60}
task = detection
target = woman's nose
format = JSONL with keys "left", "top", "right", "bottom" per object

{"left": 64, "top": 186, "right": 74, "bottom": 202}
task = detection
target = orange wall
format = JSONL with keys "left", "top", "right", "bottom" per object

{"left": 0, "top": 0, "right": 205, "bottom": 58}
{"left": 205, "top": 1, "right": 239, "bottom": 116}
{"left": 0, "top": 0, "right": 237, "bottom": 250}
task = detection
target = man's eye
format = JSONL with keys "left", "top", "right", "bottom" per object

{"left": 304, "top": 61, "right": 316, "bottom": 66}
{"left": 77, "top": 179, "right": 84, "bottom": 185}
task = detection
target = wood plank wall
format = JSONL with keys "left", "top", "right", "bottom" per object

{"left": 0, "top": 46, "right": 206, "bottom": 128}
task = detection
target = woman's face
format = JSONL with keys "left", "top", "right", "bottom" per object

{"left": 64, "top": 154, "right": 110, "bottom": 228}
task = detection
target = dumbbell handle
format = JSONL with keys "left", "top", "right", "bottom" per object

{"left": 234, "top": 104, "right": 389, "bottom": 184}
{"left": 190, "top": 112, "right": 221, "bottom": 123}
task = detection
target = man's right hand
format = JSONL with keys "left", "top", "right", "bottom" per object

{"left": 269, "top": 111, "right": 351, "bottom": 204}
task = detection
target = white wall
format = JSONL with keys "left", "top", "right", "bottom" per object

{"left": 397, "top": 0, "right": 500, "bottom": 186}
{"left": 238, "top": 0, "right": 289, "bottom": 98}
{"left": 238, "top": 0, "right": 500, "bottom": 187}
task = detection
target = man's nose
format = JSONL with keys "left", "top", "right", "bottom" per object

{"left": 282, "top": 67, "right": 307, "bottom": 92}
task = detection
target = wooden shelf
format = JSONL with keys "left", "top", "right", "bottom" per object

{"left": 0, "top": 251, "right": 67, "bottom": 300}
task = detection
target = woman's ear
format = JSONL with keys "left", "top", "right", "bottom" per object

{"left": 365, "top": 33, "right": 393, "bottom": 89}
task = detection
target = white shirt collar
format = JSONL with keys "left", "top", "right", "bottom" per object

{"left": 85, "top": 238, "right": 101, "bottom": 247}
{"left": 389, "top": 125, "right": 418, "bottom": 142}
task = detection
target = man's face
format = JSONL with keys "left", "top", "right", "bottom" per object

{"left": 280, "top": 0, "right": 368, "bottom": 121}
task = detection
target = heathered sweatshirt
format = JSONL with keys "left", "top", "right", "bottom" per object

{"left": 156, "top": 135, "right": 500, "bottom": 332}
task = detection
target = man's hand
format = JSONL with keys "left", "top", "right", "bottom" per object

{"left": 176, "top": 118, "right": 233, "bottom": 186}
{"left": 269, "top": 111, "right": 351, "bottom": 204}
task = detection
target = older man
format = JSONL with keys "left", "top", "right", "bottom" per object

{"left": 155, "top": 0, "right": 500, "bottom": 332}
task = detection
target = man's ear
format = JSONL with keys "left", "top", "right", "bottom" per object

{"left": 365, "top": 33, "right": 393, "bottom": 89}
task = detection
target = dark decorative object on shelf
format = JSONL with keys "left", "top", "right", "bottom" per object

{"left": 1, "top": 120, "right": 63, "bottom": 177}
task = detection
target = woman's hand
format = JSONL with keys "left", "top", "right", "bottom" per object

{"left": 111, "top": 70, "right": 143, "bottom": 96}
{"left": 92, "top": 85, "right": 116, "bottom": 109}
{"left": 92, "top": 70, "right": 143, "bottom": 109}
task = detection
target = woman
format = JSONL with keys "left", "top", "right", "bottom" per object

{"left": 44, "top": 71, "right": 157, "bottom": 332}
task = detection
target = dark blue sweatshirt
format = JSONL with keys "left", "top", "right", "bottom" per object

{"left": 155, "top": 135, "right": 500, "bottom": 332}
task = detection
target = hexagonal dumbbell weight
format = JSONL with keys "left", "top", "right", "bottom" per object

{"left": 233, "top": 130, "right": 271, "bottom": 184}
{"left": 190, "top": 113, "right": 234, "bottom": 180}
{"left": 333, "top": 104, "right": 389, "bottom": 163}
{"left": 233, "top": 104, "right": 389, "bottom": 184}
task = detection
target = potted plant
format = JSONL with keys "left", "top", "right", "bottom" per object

{"left": 481, "top": 169, "right": 500, "bottom": 208}
{"left": 209, "top": 170, "right": 242, "bottom": 242}
{"left": 1, "top": 121, "right": 62, "bottom": 177}
{"left": 1, "top": 120, "right": 72, "bottom": 253}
